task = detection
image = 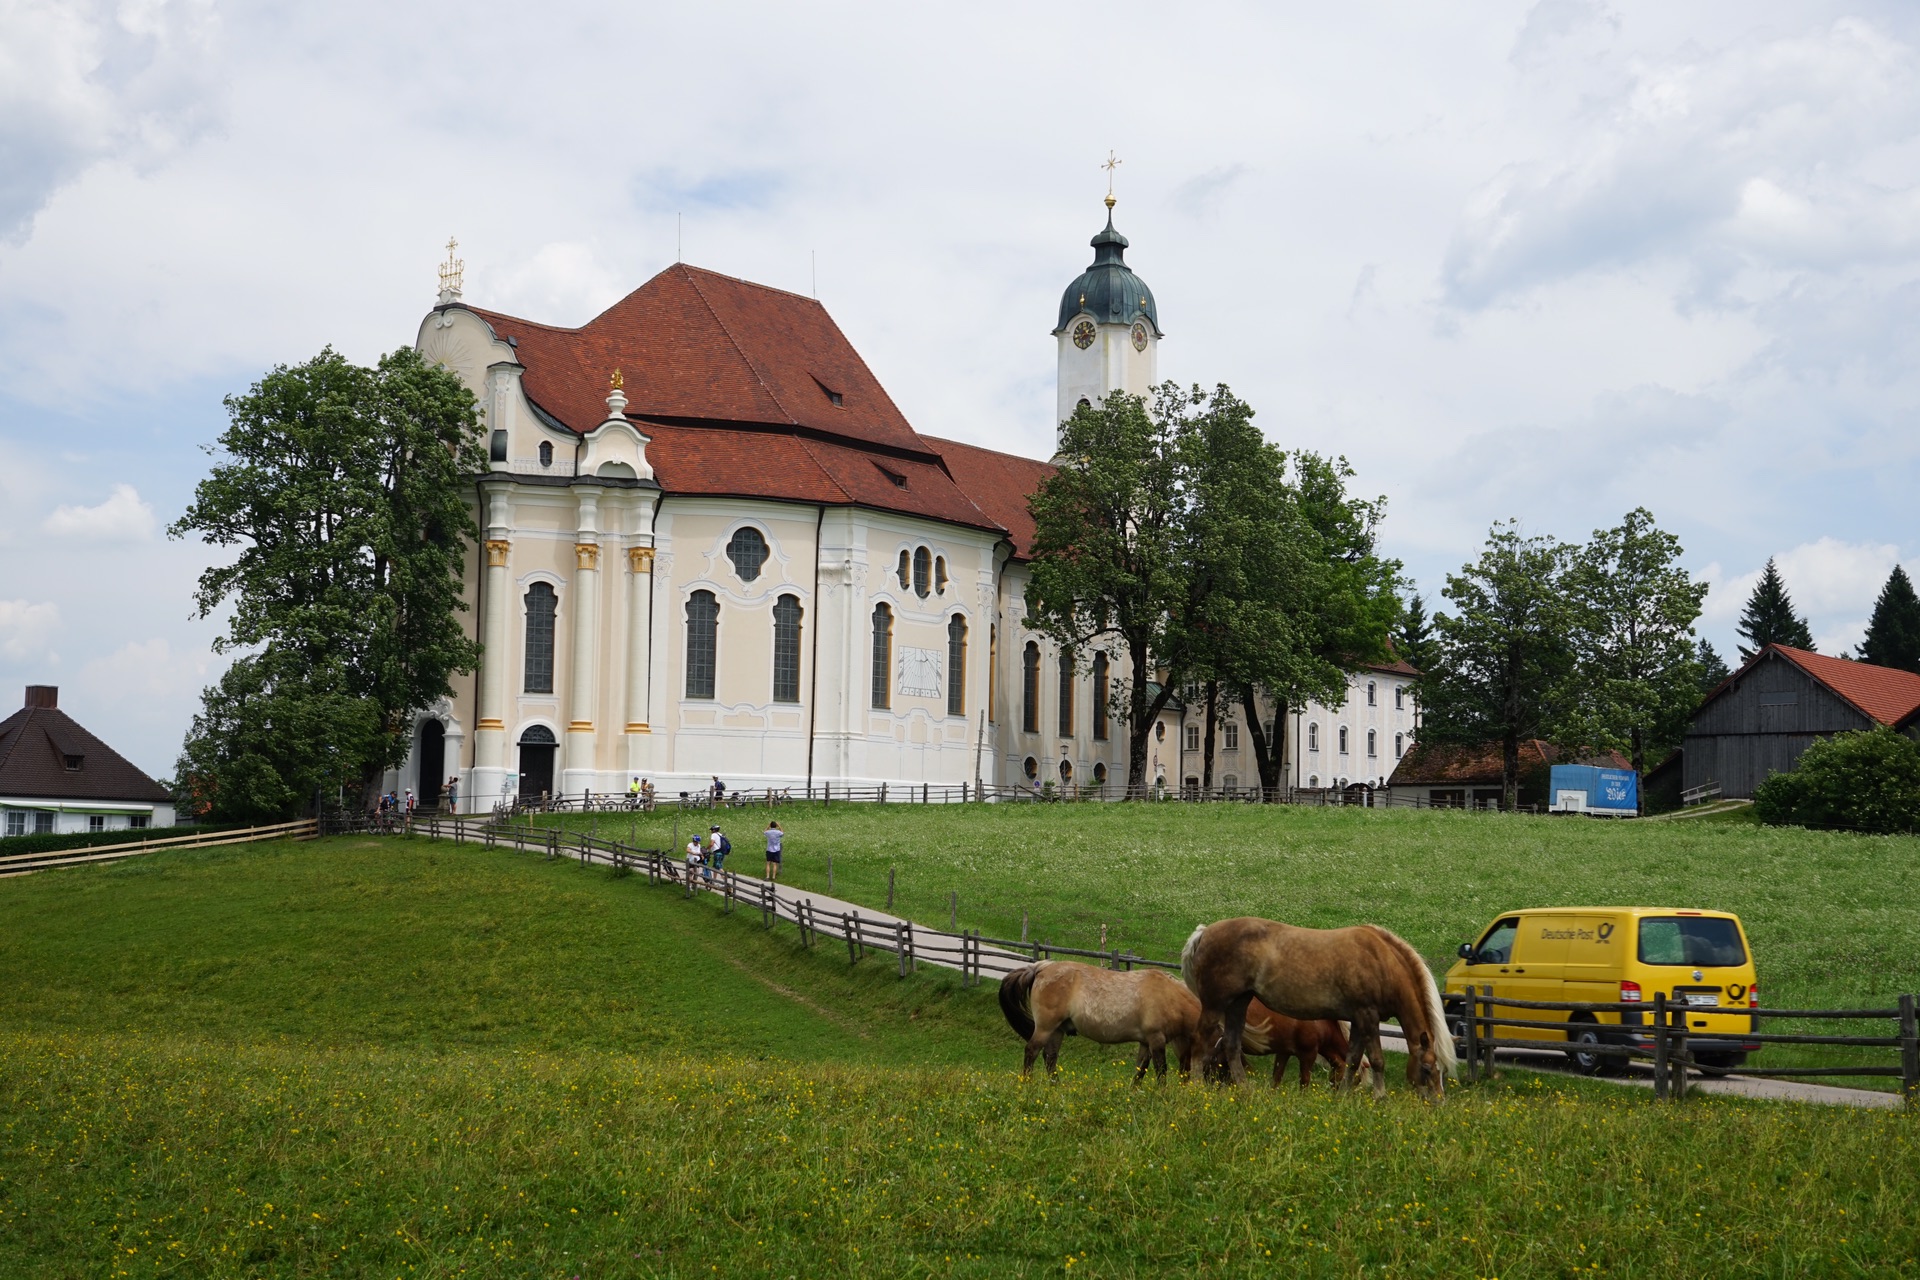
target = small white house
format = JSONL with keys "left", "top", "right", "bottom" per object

{"left": 0, "top": 686, "right": 175, "bottom": 837}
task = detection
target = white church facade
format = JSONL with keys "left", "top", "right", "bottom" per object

{"left": 405, "top": 203, "right": 1412, "bottom": 811}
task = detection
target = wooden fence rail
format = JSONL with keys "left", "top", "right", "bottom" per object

{"left": 0, "top": 818, "right": 319, "bottom": 877}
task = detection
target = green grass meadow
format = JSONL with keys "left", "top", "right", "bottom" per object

{"left": 1, "top": 816, "right": 1916, "bottom": 1277}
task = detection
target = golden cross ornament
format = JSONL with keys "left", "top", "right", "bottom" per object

{"left": 1102, "top": 151, "right": 1123, "bottom": 199}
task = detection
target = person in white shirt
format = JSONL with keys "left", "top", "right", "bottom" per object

{"left": 763, "top": 820, "right": 784, "bottom": 881}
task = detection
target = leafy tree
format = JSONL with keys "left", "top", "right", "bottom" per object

{"left": 1420, "top": 523, "right": 1579, "bottom": 809}
{"left": 171, "top": 347, "right": 485, "bottom": 818}
{"left": 1857, "top": 564, "right": 1920, "bottom": 674}
{"left": 1752, "top": 727, "right": 1920, "bottom": 835}
{"left": 1695, "top": 637, "right": 1731, "bottom": 693}
{"left": 1397, "top": 592, "right": 1439, "bottom": 674}
{"left": 1736, "top": 557, "right": 1813, "bottom": 658}
{"left": 1563, "top": 508, "right": 1708, "bottom": 779}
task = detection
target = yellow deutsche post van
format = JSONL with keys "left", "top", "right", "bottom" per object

{"left": 1444, "top": 908, "right": 1760, "bottom": 1074}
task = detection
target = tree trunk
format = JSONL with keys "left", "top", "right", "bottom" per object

{"left": 1125, "top": 635, "right": 1155, "bottom": 794}
{"left": 1202, "top": 679, "right": 1219, "bottom": 791}
{"left": 1241, "top": 685, "right": 1281, "bottom": 800}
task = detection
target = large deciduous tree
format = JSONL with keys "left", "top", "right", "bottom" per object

{"left": 1736, "top": 557, "right": 1814, "bottom": 658}
{"left": 171, "top": 346, "right": 485, "bottom": 819}
{"left": 1858, "top": 564, "right": 1920, "bottom": 674}
{"left": 1420, "top": 523, "right": 1579, "bottom": 809}
{"left": 1564, "top": 508, "right": 1708, "bottom": 780}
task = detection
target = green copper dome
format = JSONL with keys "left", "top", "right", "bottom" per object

{"left": 1054, "top": 209, "right": 1161, "bottom": 336}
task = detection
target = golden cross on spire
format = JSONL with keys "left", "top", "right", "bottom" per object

{"left": 437, "top": 237, "right": 464, "bottom": 302}
{"left": 1102, "top": 151, "right": 1123, "bottom": 208}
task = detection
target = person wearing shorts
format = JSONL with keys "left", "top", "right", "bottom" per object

{"left": 763, "top": 820, "right": 783, "bottom": 880}
{"left": 685, "top": 838, "right": 705, "bottom": 887}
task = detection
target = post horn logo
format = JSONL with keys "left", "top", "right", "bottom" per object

{"left": 1596, "top": 921, "right": 1615, "bottom": 943}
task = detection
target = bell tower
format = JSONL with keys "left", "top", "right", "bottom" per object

{"left": 1053, "top": 171, "right": 1161, "bottom": 445}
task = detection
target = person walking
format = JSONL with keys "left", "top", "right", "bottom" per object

{"left": 763, "top": 819, "right": 784, "bottom": 881}
{"left": 446, "top": 775, "right": 459, "bottom": 813}
{"left": 627, "top": 776, "right": 641, "bottom": 809}
{"left": 684, "top": 837, "right": 705, "bottom": 889}
{"left": 707, "top": 823, "right": 730, "bottom": 879}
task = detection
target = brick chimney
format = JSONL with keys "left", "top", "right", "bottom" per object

{"left": 24, "top": 685, "right": 57, "bottom": 710}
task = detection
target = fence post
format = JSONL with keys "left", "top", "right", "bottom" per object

{"left": 1898, "top": 993, "right": 1917, "bottom": 1107}
{"left": 1671, "top": 1001, "right": 1690, "bottom": 1102}
{"left": 897, "top": 919, "right": 908, "bottom": 978}
{"left": 1651, "top": 993, "right": 1670, "bottom": 1101}
{"left": 1463, "top": 991, "right": 1480, "bottom": 1082}
{"left": 847, "top": 912, "right": 860, "bottom": 966}
{"left": 923, "top": 782, "right": 929, "bottom": 805}
{"left": 887, "top": 867, "right": 895, "bottom": 911}
{"left": 1478, "top": 986, "right": 1495, "bottom": 1078}
{"left": 880, "top": 782, "right": 888, "bottom": 804}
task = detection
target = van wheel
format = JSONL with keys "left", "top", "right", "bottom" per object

{"left": 1566, "top": 1019, "right": 1615, "bottom": 1077}
{"left": 1695, "top": 1051, "right": 1746, "bottom": 1072}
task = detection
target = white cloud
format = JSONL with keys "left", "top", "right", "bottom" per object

{"left": 1700, "top": 537, "right": 1910, "bottom": 654}
{"left": 0, "top": 599, "right": 60, "bottom": 662}
{"left": 42, "top": 483, "right": 157, "bottom": 542}
{"left": 77, "top": 636, "right": 215, "bottom": 701}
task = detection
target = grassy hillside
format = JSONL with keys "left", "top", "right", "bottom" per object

{"left": 2, "top": 834, "right": 1915, "bottom": 1277}
{"left": 541, "top": 802, "right": 1920, "bottom": 1012}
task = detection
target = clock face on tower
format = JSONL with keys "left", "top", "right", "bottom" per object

{"left": 1072, "top": 320, "right": 1096, "bottom": 350}
{"left": 1131, "top": 322, "right": 1149, "bottom": 352}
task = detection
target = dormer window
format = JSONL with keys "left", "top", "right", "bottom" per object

{"left": 828, "top": 391, "right": 843, "bottom": 406}
{"left": 813, "top": 376, "right": 844, "bottom": 407}
{"left": 63, "top": 754, "right": 82, "bottom": 772}
{"left": 874, "top": 462, "right": 908, "bottom": 490}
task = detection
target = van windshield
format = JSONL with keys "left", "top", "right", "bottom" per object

{"left": 1637, "top": 917, "right": 1746, "bottom": 968}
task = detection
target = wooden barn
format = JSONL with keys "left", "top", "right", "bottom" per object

{"left": 1682, "top": 645, "right": 1920, "bottom": 799}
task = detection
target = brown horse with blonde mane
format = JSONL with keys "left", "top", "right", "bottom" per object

{"left": 999, "top": 961, "right": 1201, "bottom": 1082}
{"left": 1200, "top": 999, "right": 1356, "bottom": 1090}
{"left": 1182, "top": 917, "right": 1455, "bottom": 1100}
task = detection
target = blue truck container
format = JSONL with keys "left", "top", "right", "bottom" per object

{"left": 1547, "top": 764, "right": 1638, "bottom": 816}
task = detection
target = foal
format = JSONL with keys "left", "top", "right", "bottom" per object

{"left": 1202, "top": 999, "right": 1354, "bottom": 1089}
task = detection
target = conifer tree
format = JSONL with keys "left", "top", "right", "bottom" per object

{"left": 1696, "top": 637, "right": 1731, "bottom": 692}
{"left": 1857, "top": 564, "right": 1920, "bottom": 674}
{"left": 1736, "top": 558, "right": 1814, "bottom": 659}
{"left": 1397, "top": 593, "right": 1439, "bottom": 673}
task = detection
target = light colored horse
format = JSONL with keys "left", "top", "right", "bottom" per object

{"left": 998, "top": 960, "right": 1202, "bottom": 1082}
{"left": 1199, "top": 999, "right": 1358, "bottom": 1090}
{"left": 1182, "top": 917, "right": 1455, "bottom": 1100}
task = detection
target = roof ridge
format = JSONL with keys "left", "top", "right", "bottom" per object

{"left": 678, "top": 266, "right": 801, "bottom": 427}
{"left": 675, "top": 262, "right": 825, "bottom": 306}
{"left": 1770, "top": 643, "right": 1920, "bottom": 724}
{"left": 0, "top": 707, "right": 30, "bottom": 776}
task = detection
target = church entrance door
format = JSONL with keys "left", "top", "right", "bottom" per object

{"left": 418, "top": 721, "right": 445, "bottom": 807}
{"left": 517, "top": 725, "right": 557, "bottom": 801}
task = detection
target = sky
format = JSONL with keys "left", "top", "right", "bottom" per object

{"left": 2, "top": 0, "right": 1917, "bottom": 777}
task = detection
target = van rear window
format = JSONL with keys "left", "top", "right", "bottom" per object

{"left": 1637, "top": 917, "right": 1746, "bottom": 967}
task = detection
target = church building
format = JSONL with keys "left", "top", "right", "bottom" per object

{"left": 409, "top": 199, "right": 1412, "bottom": 810}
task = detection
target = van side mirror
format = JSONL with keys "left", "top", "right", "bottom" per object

{"left": 1457, "top": 943, "right": 1475, "bottom": 961}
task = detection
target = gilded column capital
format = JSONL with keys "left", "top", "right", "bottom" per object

{"left": 485, "top": 539, "right": 511, "bottom": 568}
{"left": 575, "top": 542, "right": 601, "bottom": 570}
{"left": 627, "top": 546, "right": 655, "bottom": 573}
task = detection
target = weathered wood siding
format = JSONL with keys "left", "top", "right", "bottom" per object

{"left": 1683, "top": 651, "right": 1871, "bottom": 797}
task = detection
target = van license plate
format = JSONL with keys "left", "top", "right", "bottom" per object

{"left": 1683, "top": 993, "right": 1719, "bottom": 1007}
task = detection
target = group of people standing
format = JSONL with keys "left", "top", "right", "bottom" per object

{"left": 684, "top": 819, "right": 785, "bottom": 886}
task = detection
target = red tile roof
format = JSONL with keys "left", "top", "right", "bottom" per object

{"left": 0, "top": 702, "right": 169, "bottom": 803}
{"left": 1766, "top": 645, "right": 1920, "bottom": 726}
{"left": 921, "top": 436, "right": 1057, "bottom": 559}
{"left": 1387, "top": 739, "right": 1628, "bottom": 787}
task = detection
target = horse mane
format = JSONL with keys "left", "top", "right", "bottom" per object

{"left": 998, "top": 963, "right": 1041, "bottom": 1041}
{"left": 1179, "top": 924, "right": 1208, "bottom": 994}
{"left": 1365, "top": 925, "right": 1457, "bottom": 1076}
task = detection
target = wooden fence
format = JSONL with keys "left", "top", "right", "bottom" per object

{"left": 1450, "top": 986, "right": 1920, "bottom": 1103}
{"left": 0, "top": 818, "right": 320, "bottom": 878}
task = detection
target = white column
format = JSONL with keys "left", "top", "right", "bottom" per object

{"left": 470, "top": 483, "right": 514, "bottom": 810}
{"left": 562, "top": 487, "right": 603, "bottom": 796}
{"left": 623, "top": 545, "right": 654, "bottom": 775}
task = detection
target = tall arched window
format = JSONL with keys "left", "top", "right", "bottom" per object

{"left": 896, "top": 550, "right": 910, "bottom": 589}
{"left": 1338, "top": 725, "right": 1350, "bottom": 754}
{"left": 934, "top": 556, "right": 948, "bottom": 595}
{"left": 1395, "top": 686, "right": 1406, "bottom": 710}
{"left": 727, "top": 527, "right": 769, "bottom": 582}
{"left": 912, "top": 547, "right": 932, "bottom": 598}
{"left": 1367, "top": 680, "right": 1377, "bottom": 706}
{"left": 1395, "top": 732, "right": 1405, "bottom": 758}
{"left": 523, "top": 582, "right": 556, "bottom": 694}
{"left": 871, "top": 604, "right": 892, "bottom": 709}
{"left": 1091, "top": 652, "right": 1110, "bottom": 740}
{"left": 772, "top": 594, "right": 803, "bottom": 702}
{"left": 1021, "top": 641, "right": 1040, "bottom": 733}
{"left": 946, "top": 614, "right": 967, "bottom": 717}
{"left": 685, "top": 590, "right": 718, "bottom": 699}
{"left": 1056, "top": 649, "right": 1074, "bottom": 736}
{"left": 1367, "top": 728, "right": 1377, "bottom": 757}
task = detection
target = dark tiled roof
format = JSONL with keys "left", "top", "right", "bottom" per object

{"left": 1765, "top": 645, "right": 1920, "bottom": 727}
{"left": 1387, "top": 738, "right": 1629, "bottom": 788}
{"left": 0, "top": 705, "right": 169, "bottom": 803}
{"left": 921, "top": 435, "right": 1057, "bottom": 560}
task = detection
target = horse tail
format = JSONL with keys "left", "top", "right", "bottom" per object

{"left": 1180, "top": 924, "right": 1209, "bottom": 994}
{"left": 1372, "top": 927, "right": 1457, "bottom": 1077}
{"left": 998, "top": 963, "right": 1040, "bottom": 1041}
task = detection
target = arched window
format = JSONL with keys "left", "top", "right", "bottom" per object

{"left": 1338, "top": 726, "right": 1350, "bottom": 754}
{"left": 1024, "top": 756, "right": 1039, "bottom": 781}
{"left": 1395, "top": 732, "right": 1405, "bottom": 758}
{"left": 935, "top": 556, "right": 948, "bottom": 595}
{"left": 896, "top": 550, "right": 910, "bottom": 589}
{"left": 1058, "top": 759, "right": 1073, "bottom": 784}
{"left": 522, "top": 583, "right": 556, "bottom": 694}
{"left": 1021, "top": 642, "right": 1040, "bottom": 733}
{"left": 912, "top": 547, "right": 932, "bottom": 598}
{"left": 1308, "top": 774, "right": 1320, "bottom": 788}
{"left": 1307, "top": 723, "right": 1319, "bottom": 751}
{"left": 871, "top": 604, "right": 893, "bottom": 710}
{"left": 538, "top": 440, "right": 554, "bottom": 468}
{"left": 1093, "top": 761, "right": 1108, "bottom": 785}
{"left": 1367, "top": 728, "right": 1377, "bottom": 757}
{"left": 772, "top": 594, "right": 803, "bottom": 702}
{"left": 1091, "top": 652, "right": 1110, "bottom": 741}
{"left": 727, "top": 527, "right": 769, "bottom": 582}
{"left": 685, "top": 591, "right": 718, "bottom": 699}
{"left": 1056, "top": 649, "right": 1074, "bottom": 736}
{"left": 946, "top": 614, "right": 967, "bottom": 716}
{"left": 1367, "top": 681, "right": 1377, "bottom": 706}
